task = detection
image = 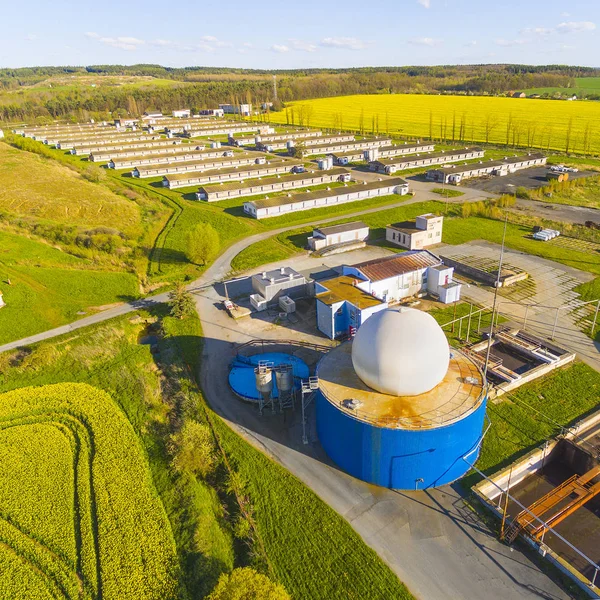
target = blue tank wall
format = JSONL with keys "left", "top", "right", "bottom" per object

{"left": 316, "top": 393, "right": 487, "bottom": 489}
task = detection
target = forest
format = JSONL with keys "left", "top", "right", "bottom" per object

{"left": 1, "top": 63, "right": 598, "bottom": 123}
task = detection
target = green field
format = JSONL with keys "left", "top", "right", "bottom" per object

{"left": 267, "top": 94, "right": 600, "bottom": 155}
{"left": 0, "top": 229, "right": 139, "bottom": 344}
{"left": 231, "top": 201, "right": 600, "bottom": 277}
{"left": 0, "top": 382, "right": 179, "bottom": 599}
{"left": 520, "top": 174, "right": 600, "bottom": 209}
{"left": 522, "top": 76, "right": 600, "bottom": 98}
{"left": 0, "top": 307, "right": 412, "bottom": 600}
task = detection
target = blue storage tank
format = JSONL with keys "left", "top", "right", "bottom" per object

{"left": 315, "top": 308, "right": 487, "bottom": 490}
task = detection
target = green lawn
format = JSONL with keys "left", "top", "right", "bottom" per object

{"left": 431, "top": 187, "right": 464, "bottom": 198}
{"left": 464, "top": 363, "right": 600, "bottom": 488}
{"left": 231, "top": 202, "right": 600, "bottom": 277}
{"left": 522, "top": 76, "right": 600, "bottom": 98}
{"left": 0, "top": 229, "right": 139, "bottom": 344}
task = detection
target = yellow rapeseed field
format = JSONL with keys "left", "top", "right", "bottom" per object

{"left": 268, "top": 94, "right": 600, "bottom": 155}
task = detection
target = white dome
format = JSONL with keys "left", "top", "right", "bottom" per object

{"left": 351, "top": 308, "right": 450, "bottom": 396}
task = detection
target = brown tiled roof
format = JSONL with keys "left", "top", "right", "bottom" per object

{"left": 352, "top": 251, "right": 441, "bottom": 282}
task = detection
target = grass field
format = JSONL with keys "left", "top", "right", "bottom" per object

{"left": 230, "top": 201, "right": 600, "bottom": 277}
{"left": 267, "top": 94, "right": 600, "bottom": 155}
{"left": 0, "top": 142, "right": 142, "bottom": 237}
{"left": 0, "top": 382, "right": 180, "bottom": 600}
{"left": 0, "top": 229, "right": 139, "bottom": 344}
{"left": 522, "top": 175, "right": 600, "bottom": 209}
{"left": 522, "top": 76, "right": 600, "bottom": 98}
{"left": 464, "top": 363, "right": 600, "bottom": 488}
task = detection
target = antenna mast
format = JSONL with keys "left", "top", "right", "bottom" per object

{"left": 273, "top": 75, "right": 278, "bottom": 101}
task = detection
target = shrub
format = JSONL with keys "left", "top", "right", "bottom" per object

{"left": 207, "top": 568, "right": 290, "bottom": 600}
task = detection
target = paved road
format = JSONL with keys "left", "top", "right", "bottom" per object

{"left": 0, "top": 183, "right": 487, "bottom": 353}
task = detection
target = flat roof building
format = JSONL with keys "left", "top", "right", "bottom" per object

{"left": 196, "top": 168, "right": 349, "bottom": 201}
{"left": 315, "top": 275, "right": 388, "bottom": 340}
{"left": 332, "top": 142, "right": 436, "bottom": 165}
{"left": 244, "top": 178, "right": 408, "bottom": 220}
{"left": 163, "top": 160, "right": 301, "bottom": 189}
{"left": 426, "top": 153, "right": 547, "bottom": 185}
{"left": 386, "top": 213, "right": 443, "bottom": 250}
{"left": 308, "top": 221, "right": 369, "bottom": 252}
{"left": 132, "top": 153, "right": 260, "bottom": 178}
{"left": 305, "top": 137, "right": 392, "bottom": 157}
{"left": 370, "top": 147, "right": 485, "bottom": 174}
{"left": 107, "top": 147, "right": 224, "bottom": 169}
{"left": 251, "top": 266, "right": 306, "bottom": 306}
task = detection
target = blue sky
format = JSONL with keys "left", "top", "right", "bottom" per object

{"left": 2, "top": 0, "right": 598, "bottom": 69}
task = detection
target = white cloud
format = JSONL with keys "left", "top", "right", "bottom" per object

{"left": 464, "top": 40, "right": 477, "bottom": 47}
{"left": 560, "top": 44, "right": 575, "bottom": 51}
{"left": 85, "top": 32, "right": 145, "bottom": 51}
{"left": 271, "top": 44, "right": 290, "bottom": 53}
{"left": 417, "top": 0, "right": 430, "bottom": 7}
{"left": 561, "top": 12, "right": 571, "bottom": 18}
{"left": 200, "top": 35, "right": 218, "bottom": 42}
{"left": 495, "top": 38, "right": 529, "bottom": 47}
{"left": 408, "top": 37, "right": 442, "bottom": 47}
{"left": 25, "top": 34, "right": 37, "bottom": 41}
{"left": 520, "top": 26, "right": 553, "bottom": 35}
{"left": 242, "top": 42, "right": 254, "bottom": 48}
{"left": 320, "top": 36, "right": 368, "bottom": 50}
{"left": 556, "top": 21, "right": 596, "bottom": 34}
{"left": 289, "top": 39, "right": 317, "bottom": 52}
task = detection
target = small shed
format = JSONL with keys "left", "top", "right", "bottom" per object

{"left": 308, "top": 221, "right": 369, "bottom": 252}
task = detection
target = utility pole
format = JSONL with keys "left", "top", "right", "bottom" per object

{"left": 272, "top": 75, "right": 278, "bottom": 101}
{"left": 483, "top": 215, "right": 508, "bottom": 379}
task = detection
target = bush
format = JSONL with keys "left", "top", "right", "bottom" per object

{"left": 207, "top": 568, "right": 290, "bottom": 600}
{"left": 169, "top": 420, "right": 217, "bottom": 478}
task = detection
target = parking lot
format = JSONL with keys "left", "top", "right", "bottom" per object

{"left": 462, "top": 166, "right": 594, "bottom": 194}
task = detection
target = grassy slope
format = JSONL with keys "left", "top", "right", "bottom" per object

{"left": 0, "top": 229, "right": 139, "bottom": 344}
{"left": 522, "top": 77, "right": 600, "bottom": 96}
{"left": 0, "top": 142, "right": 141, "bottom": 237}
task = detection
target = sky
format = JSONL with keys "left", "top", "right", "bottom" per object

{"left": 1, "top": 0, "right": 599, "bottom": 69}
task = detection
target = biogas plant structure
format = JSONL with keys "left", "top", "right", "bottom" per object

{"left": 315, "top": 307, "right": 488, "bottom": 490}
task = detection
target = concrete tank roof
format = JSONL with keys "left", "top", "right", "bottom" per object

{"left": 352, "top": 308, "right": 449, "bottom": 396}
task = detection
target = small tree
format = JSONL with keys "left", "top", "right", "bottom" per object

{"left": 207, "top": 568, "right": 290, "bottom": 600}
{"left": 187, "top": 223, "right": 219, "bottom": 266}
{"left": 289, "top": 141, "right": 306, "bottom": 159}
{"left": 169, "top": 283, "right": 195, "bottom": 319}
{"left": 169, "top": 420, "right": 216, "bottom": 478}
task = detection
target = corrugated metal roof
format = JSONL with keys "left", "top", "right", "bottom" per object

{"left": 353, "top": 250, "right": 441, "bottom": 282}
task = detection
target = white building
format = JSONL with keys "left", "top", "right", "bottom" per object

{"left": 196, "top": 168, "right": 349, "bottom": 201}
{"left": 308, "top": 221, "right": 369, "bottom": 252}
{"left": 370, "top": 147, "right": 485, "bottom": 174}
{"left": 244, "top": 178, "right": 409, "bottom": 220}
{"left": 0, "top": 290, "right": 4, "bottom": 308}
{"left": 386, "top": 214, "right": 443, "bottom": 250}
{"left": 219, "top": 103, "right": 252, "bottom": 116}
{"left": 341, "top": 250, "right": 460, "bottom": 305}
{"left": 199, "top": 108, "right": 225, "bottom": 117}
{"left": 143, "top": 110, "right": 163, "bottom": 119}
{"left": 427, "top": 153, "right": 547, "bottom": 185}
{"left": 0, "top": 130, "right": 4, "bottom": 139}
{"left": 173, "top": 109, "right": 192, "bottom": 118}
